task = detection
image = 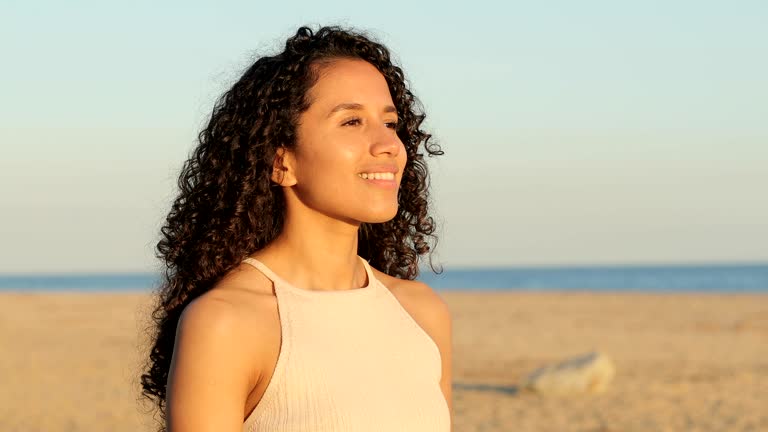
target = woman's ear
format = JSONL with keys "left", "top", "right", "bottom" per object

{"left": 271, "top": 146, "right": 298, "bottom": 187}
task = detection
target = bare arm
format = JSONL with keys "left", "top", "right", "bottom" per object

{"left": 165, "top": 296, "right": 255, "bottom": 432}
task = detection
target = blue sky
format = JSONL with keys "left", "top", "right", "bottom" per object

{"left": 1, "top": 1, "right": 766, "bottom": 272}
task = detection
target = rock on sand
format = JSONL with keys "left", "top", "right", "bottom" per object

{"left": 521, "top": 351, "right": 616, "bottom": 396}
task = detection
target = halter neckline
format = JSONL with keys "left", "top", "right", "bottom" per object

{"left": 241, "top": 255, "right": 380, "bottom": 298}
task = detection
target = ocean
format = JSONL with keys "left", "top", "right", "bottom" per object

{"left": 0, "top": 263, "right": 766, "bottom": 293}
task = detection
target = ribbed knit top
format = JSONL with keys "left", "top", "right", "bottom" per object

{"left": 240, "top": 256, "right": 451, "bottom": 432}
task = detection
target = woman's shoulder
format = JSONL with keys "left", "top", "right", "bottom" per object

{"left": 176, "top": 264, "right": 282, "bottom": 382}
{"left": 167, "top": 281, "right": 279, "bottom": 428}
{"left": 205, "top": 260, "right": 283, "bottom": 337}
{"left": 185, "top": 263, "right": 278, "bottom": 333}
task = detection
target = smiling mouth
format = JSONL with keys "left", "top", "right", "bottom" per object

{"left": 357, "top": 173, "right": 398, "bottom": 189}
{"left": 357, "top": 172, "right": 395, "bottom": 180}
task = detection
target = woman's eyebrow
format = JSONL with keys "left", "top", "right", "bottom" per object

{"left": 327, "top": 103, "right": 397, "bottom": 117}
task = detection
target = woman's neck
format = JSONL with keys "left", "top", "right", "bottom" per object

{"left": 255, "top": 211, "right": 366, "bottom": 292}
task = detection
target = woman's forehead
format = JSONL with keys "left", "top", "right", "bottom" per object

{"left": 307, "top": 59, "right": 394, "bottom": 110}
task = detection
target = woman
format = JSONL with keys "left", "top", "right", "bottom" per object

{"left": 140, "top": 25, "right": 452, "bottom": 432}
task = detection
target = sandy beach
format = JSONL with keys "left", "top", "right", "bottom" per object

{"left": 1, "top": 290, "right": 766, "bottom": 432}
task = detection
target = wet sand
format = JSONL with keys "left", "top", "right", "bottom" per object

{"left": 1, "top": 291, "right": 766, "bottom": 431}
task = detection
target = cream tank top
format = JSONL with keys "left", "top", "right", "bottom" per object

{"left": 240, "top": 256, "right": 451, "bottom": 432}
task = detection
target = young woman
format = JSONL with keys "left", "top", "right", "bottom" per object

{"left": 140, "top": 25, "right": 451, "bottom": 432}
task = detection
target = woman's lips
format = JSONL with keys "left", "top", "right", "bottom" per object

{"left": 358, "top": 175, "right": 398, "bottom": 189}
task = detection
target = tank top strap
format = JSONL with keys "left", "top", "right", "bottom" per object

{"left": 241, "top": 257, "right": 287, "bottom": 288}
{"left": 359, "top": 257, "right": 375, "bottom": 287}
{"left": 240, "top": 256, "right": 379, "bottom": 297}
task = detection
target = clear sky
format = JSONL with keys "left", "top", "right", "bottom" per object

{"left": 2, "top": 1, "right": 766, "bottom": 272}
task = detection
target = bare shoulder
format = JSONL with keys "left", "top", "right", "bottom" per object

{"left": 166, "top": 288, "right": 259, "bottom": 430}
{"left": 174, "top": 274, "right": 274, "bottom": 387}
{"left": 201, "top": 262, "right": 283, "bottom": 365}
{"left": 166, "top": 266, "right": 281, "bottom": 430}
{"left": 183, "top": 264, "right": 277, "bottom": 339}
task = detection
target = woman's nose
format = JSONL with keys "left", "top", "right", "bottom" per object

{"left": 370, "top": 124, "right": 401, "bottom": 156}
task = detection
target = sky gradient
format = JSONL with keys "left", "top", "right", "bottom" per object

{"left": 2, "top": 1, "right": 766, "bottom": 272}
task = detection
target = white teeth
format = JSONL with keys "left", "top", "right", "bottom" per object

{"left": 358, "top": 172, "right": 394, "bottom": 180}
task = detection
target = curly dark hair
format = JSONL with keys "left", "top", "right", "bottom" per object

{"left": 139, "top": 24, "right": 443, "bottom": 429}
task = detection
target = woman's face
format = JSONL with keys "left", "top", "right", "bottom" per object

{"left": 283, "top": 58, "right": 407, "bottom": 224}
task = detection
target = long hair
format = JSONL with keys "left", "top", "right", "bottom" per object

{"left": 139, "top": 24, "right": 443, "bottom": 430}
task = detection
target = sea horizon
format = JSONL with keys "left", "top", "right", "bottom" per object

{"left": 1, "top": 262, "right": 766, "bottom": 293}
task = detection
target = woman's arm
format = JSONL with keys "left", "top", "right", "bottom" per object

{"left": 165, "top": 295, "right": 255, "bottom": 432}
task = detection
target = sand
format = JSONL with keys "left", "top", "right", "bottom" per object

{"left": 1, "top": 290, "right": 766, "bottom": 432}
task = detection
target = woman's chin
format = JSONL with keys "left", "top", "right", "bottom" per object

{"left": 362, "top": 208, "right": 399, "bottom": 224}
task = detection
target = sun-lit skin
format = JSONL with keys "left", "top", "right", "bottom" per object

{"left": 145, "top": 28, "right": 452, "bottom": 432}
{"left": 256, "top": 58, "right": 408, "bottom": 291}
{"left": 278, "top": 58, "right": 407, "bottom": 223}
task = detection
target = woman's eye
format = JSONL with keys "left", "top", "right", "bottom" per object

{"left": 341, "top": 118, "right": 399, "bottom": 129}
{"left": 342, "top": 118, "right": 361, "bottom": 126}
